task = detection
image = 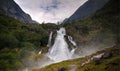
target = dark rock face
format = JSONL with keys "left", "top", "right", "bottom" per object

{"left": 0, "top": 0, "right": 34, "bottom": 23}
{"left": 68, "top": 0, "right": 109, "bottom": 21}
{"left": 102, "top": 52, "right": 113, "bottom": 59}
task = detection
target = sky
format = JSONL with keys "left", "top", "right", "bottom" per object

{"left": 14, "top": 0, "right": 88, "bottom": 23}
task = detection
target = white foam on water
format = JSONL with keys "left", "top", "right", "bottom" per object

{"left": 47, "top": 28, "right": 76, "bottom": 62}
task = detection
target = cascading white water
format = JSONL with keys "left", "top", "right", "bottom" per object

{"left": 47, "top": 28, "right": 76, "bottom": 62}
{"left": 38, "top": 50, "right": 42, "bottom": 54}
{"left": 22, "top": 28, "right": 77, "bottom": 71}
{"left": 47, "top": 32, "right": 53, "bottom": 47}
{"left": 68, "top": 36, "right": 77, "bottom": 46}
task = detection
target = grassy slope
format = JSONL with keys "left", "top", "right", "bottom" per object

{"left": 76, "top": 45, "right": 120, "bottom": 71}
{"left": 38, "top": 45, "right": 120, "bottom": 71}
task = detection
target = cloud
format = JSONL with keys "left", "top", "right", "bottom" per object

{"left": 40, "top": 0, "right": 61, "bottom": 12}
{"left": 14, "top": 0, "right": 88, "bottom": 23}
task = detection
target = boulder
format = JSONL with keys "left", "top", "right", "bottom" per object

{"left": 102, "top": 52, "right": 112, "bottom": 59}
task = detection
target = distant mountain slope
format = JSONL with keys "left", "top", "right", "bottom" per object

{"left": 0, "top": 0, "right": 35, "bottom": 23}
{"left": 63, "top": 0, "right": 120, "bottom": 47}
{"left": 68, "top": 0, "right": 109, "bottom": 21}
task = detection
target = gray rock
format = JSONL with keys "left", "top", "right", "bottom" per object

{"left": 102, "top": 52, "right": 112, "bottom": 59}
{"left": 92, "top": 53, "right": 104, "bottom": 65}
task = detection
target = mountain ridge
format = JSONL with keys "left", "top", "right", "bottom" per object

{"left": 67, "top": 0, "right": 109, "bottom": 22}
{"left": 0, "top": 0, "right": 35, "bottom": 23}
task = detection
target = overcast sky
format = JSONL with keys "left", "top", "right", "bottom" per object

{"left": 14, "top": 0, "right": 88, "bottom": 23}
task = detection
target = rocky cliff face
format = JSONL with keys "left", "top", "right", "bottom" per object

{"left": 0, "top": 0, "right": 34, "bottom": 23}
{"left": 68, "top": 0, "right": 109, "bottom": 21}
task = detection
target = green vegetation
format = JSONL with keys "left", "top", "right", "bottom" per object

{"left": 0, "top": 14, "right": 58, "bottom": 71}
{"left": 0, "top": 14, "right": 48, "bottom": 49}
{"left": 62, "top": 0, "right": 120, "bottom": 45}
{"left": 0, "top": 50, "right": 23, "bottom": 71}
{"left": 38, "top": 57, "right": 89, "bottom": 71}
{"left": 93, "top": 0, "right": 120, "bottom": 44}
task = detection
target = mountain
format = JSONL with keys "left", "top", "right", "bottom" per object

{"left": 68, "top": 0, "right": 109, "bottom": 21}
{"left": 0, "top": 0, "right": 35, "bottom": 23}
{"left": 63, "top": 0, "right": 120, "bottom": 46}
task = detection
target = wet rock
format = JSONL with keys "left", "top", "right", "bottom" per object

{"left": 93, "top": 53, "right": 104, "bottom": 59}
{"left": 93, "top": 58, "right": 101, "bottom": 65}
{"left": 92, "top": 53, "right": 104, "bottom": 65}
{"left": 81, "top": 59, "right": 91, "bottom": 66}
{"left": 102, "top": 52, "right": 112, "bottom": 59}
{"left": 58, "top": 67, "right": 66, "bottom": 71}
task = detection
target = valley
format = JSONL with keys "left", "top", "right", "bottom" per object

{"left": 0, "top": 0, "right": 119, "bottom": 71}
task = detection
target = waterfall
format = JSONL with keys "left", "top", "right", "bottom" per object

{"left": 47, "top": 32, "right": 53, "bottom": 47}
{"left": 22, "top": 28, "right": 77, "bottom": 70}
{"left": 68, "top": 36, "right": 77, "bottom": 46}
{"left": 47, "top": 28, "right": 76, "bottom": 62}
{"left": 38, "top": 50, "right": 42, "bottom": 54}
